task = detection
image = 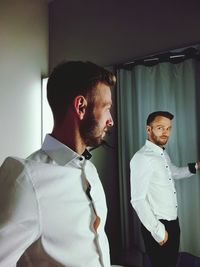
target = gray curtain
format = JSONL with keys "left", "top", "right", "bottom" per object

{"left": 117, "top": 59, "right": 200, "bottom": 264}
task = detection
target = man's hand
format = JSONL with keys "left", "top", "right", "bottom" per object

{"left": 159, "top": 230, "right": 168, "bottom": 246}
{"left": 196, "top": 161, "right": 200, "bottom": 170}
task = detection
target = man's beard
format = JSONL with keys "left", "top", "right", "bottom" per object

{"left": 80, "top": 108, "right": 105, "bottom": 148}
{"left": 151, "top": 131, "right": 168, "bottom": 146}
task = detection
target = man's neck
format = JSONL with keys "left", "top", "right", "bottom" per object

{"left": 147, "top": 138, "right": 164, "bottom": 149}
{"left": 51, "top": 126, "right": 86, "bottom": 155}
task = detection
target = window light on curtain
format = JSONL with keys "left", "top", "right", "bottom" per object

{"left": 42, "top": 77, "right": 53, "bottom": 143}
{"left": 116, "top": 56, "right": 200, "bottom": 266}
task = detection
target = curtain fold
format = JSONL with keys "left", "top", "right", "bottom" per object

{"left": 117, "top": 59, "right": 200, "bottom": 265}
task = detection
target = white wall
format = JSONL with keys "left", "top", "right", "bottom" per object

{"left": 0, "top": 0, "right": 48, "bottom": 164}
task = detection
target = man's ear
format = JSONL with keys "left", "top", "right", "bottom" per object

{"left": 146, "top": 125, "right": 151, "bottom": 134}
{"left": 73, "top": 95, "right": 87, "bottom": 120}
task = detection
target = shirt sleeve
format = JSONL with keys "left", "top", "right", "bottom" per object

{"left": 130, "top": 154, "right": 165, "bottom": 243}
{"left": 0, "top": 157, "right": 40, "bottom": 266}
{"left": 165, "top": 153, "right": 195, "bottom": 179}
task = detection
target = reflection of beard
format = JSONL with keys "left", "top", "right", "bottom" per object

{"left": 151, "top": 131, "right": 168, "bottom": 146}
{"left": 80, "top": 106, "right": 104, "bottom": 147}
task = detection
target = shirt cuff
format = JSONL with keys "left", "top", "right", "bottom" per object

{"left": 188, "top": 163, "right": 196, "bottom": 174}
{"left": 151, "top": 221, "right": 165, "bottom": 243}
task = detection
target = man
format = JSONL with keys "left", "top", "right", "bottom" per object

{"left": 130, "top": 111, "right": 200, "bottom": 267}
{"left": 0, "top": 61, "right": 116, "bottom": 267}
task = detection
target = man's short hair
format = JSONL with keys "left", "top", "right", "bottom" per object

{"left": 147, "top": 111, "right": 174, "bottom": 125}
{"left": 47, "top": 61, "right": 116, "bottom": 122}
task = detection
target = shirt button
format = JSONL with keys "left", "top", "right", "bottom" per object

{"left": 79, "top": 157, "right": 84, "bottom": 161}
{"left": 161, "top": 153, "right": 163, "bottom": 156}
{"left": 174, "top": 192, "right": 176, "bottom": 194}
{"left": 166, "top": 166, "right": 168, "bottom": 168}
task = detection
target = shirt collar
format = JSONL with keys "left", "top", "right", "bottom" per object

{"left": 145, "top": 139, "right": 164, "bottom": 154}
{"left": 42, "top": 134, "right": 91, "bottom": 166}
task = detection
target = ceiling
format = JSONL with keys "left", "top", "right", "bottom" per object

{"left": 48, "top": 0, "right": 200, "bottom": 68}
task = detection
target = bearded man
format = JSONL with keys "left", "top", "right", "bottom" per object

{"left": 130, "top": 111, "right": 200, "bottom": 267}
{"left": 0, "top": 61, "right": 116, "bottom": 267}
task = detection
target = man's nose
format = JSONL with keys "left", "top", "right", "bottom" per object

{"left": 162, "top": 129, "right": 169, "bottom": 136}
{"left": 107, "top": 116, "right": 114, "bottom": 127}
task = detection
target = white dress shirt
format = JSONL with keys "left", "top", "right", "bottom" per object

{"left": 130, "top": 140, "right": 194, "bottom": 243}
{"left": 0, "top": 134, "right": 110, "bottom": 267}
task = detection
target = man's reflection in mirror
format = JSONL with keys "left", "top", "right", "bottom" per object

{"left": 130, "top": 111, "right": 200, "bottom": 267}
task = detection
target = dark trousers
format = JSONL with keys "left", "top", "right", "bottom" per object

{"left": 141, "top": 218, "right": 180, "bottom": 267}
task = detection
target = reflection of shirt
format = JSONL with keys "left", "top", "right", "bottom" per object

{"left": 0, "top": 134, "right": 110, "bottom": 267}
{"left": 130, "top": 140, "right": 194, "bottom": 242}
